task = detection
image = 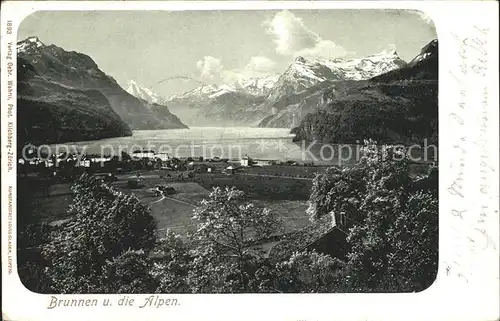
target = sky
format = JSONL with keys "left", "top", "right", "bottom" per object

{"left": 18, "top": 9, "right": 436, "bottom": 98}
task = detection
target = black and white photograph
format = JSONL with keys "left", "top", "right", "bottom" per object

{"left": 13, "top": 8, "right": 441, "bottom": 295}
{"left": 3, "top": 2, "right": 500, "bottom": 321}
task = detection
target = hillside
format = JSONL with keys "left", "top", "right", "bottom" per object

{"left": 17, "top": 55, "right": 132, "bottom": 146}
{"left": 290, "top": 39, "right": 438, "bottom": 145}
{"left": 258, "top": 50, "right": 406, "bottom": 128}
{"left": 17, "top": 37, "right": 187, "bottom": 139}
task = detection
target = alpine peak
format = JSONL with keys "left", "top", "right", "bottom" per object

{"left": 17, "top": 36, "right": 45, "bottom": 53}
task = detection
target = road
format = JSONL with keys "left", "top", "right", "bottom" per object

{"left": 149, "top": 193, "right": 197, "bottom": 207}
{"left": 236, "top": 173, "right": 314, "bottom": 181}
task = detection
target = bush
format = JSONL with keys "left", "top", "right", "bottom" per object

{"left": 43, "top": 174, "right": 156, "bottom": 293}
{"left": 307, "top": 142, "right": 438, "bottom": 292}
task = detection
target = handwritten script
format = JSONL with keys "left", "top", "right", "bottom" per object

{"left": 446, "top": 25, "right": 497, "bottom": 284}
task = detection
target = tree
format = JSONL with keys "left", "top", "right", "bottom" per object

{"left": 274, "top": 250, "right": 345, "bottom": 293}
{"left": 17, "top": 178, "right": 52, "bottom": 293}
{"left": 43, "top": 174, "right": 156, "bottom": 293}
{"left": 307, "top": 165, "right": 367, "bottom": 224}
{"left": 151, "top": 230, "right": 191, "bottom": 293}
{"left": 187, "top": 187, "right": 283, "bottom": 293}
{"left": 385, "top": 191, "right": 438, "bottom": 292}
{"left": 102, "top": 249, "right": 157, "bottom": 293}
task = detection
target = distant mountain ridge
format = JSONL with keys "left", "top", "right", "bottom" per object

{"left": 165, "top": 49, "right": 406, "bottom": 127}
{"left": 290, "top": 39, "right": 439, "bottom": 145}
{"left": 258, "top": 49, "right": 407, "bottom": 128}
{"left": 17, "top": 36, "right": 187, "bottom": 142}
{"left": 165, "top": 75, "right": 279, "bottom": 126}
{"left": 166, "top": 76, "right": 278, "bottom": 102}
{"left": 126, "top": 80, "right": 169, "bottom": 105}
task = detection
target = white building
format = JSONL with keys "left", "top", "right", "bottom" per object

{"left": 79, "top": 159, "right": 91, "bottom": 168}
{"left": 240, "top": 155, "right": 253, "bottom": 167}
{"left": 90, "top": 156, "right": 111, "bottom": 164}
{"left": 132, "top": 150, "right": 155, "bottom": 159}
{"left": 156, "top": 153, "right": 170, "bottom": 161}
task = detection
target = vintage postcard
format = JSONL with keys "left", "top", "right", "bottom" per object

{"left": 1, "top": 1, "right": 498, "bottom": 321}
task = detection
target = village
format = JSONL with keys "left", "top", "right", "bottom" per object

{"left": 18, "top": 148, "right": 332, "bottom": 250}
{"left": 18, "top": 147, "right": 327, "bottom": 190}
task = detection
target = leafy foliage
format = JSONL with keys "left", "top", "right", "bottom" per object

{"left": 17, "top": 178, "right": 52, "bottom": 293}
{"left": 307, "top": 142, "right": 438, "bottom": 292}
{"left": 151, "top": 230, "right": 191, "bottom": 293}
{"left": 291, "top": 40, "right": 438, "bottom": 145}
{"left": 102, "top": 249, "right": 158, "bottom": 293}
{"left": 187, "top": 187, "right": 284, "bottom": 293}
{"left": 26, "top": 146, "right": 437, "bottom": 294}
{"left": 274, "top": 250, "right": 345, "bottom": 293}
{"left": 42, "top": 174, "right": 156, "bottom": 293}
{"left": 385, "top": 191, "right": 438, "bottom": 291}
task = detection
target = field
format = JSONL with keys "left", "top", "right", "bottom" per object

{"left": 22, "top": 169, "right": 315, "bottom": 244}
{"left": 241, "top": 165, "right": 328, "bottom": 178}
{"left": 34, "top": 195, "right": 73, "bottom": 223}
{"left": 118, "top": 177, "right": 311, "bottom": 238}
{"left": 194, "top": 174, "right": 313, "bottom": 200}
{"left": 253, "top": 199, "right": 310, "bottom": 233}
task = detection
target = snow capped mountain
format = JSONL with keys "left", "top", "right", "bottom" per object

{"left": 258, "top": 49, "right": 410, "bottom": 128}
{"left": 165, "top": 75, "right": 279, "bottom": 126}
{"left": 408, "top": 39, "right": 438, "bottom": 65}
{"left": 167, "top": 84, "right": 220, "bottom": 102}
{"left": 166, "top": 48, "right": 405, "bottom": 127}
{"left": 166, "top": 75, "right": 279, "bottom": 103}
{"left": 324, "top": 50, "right": 406, "bottom": 79}
{"left": 265, "top": 50, "right": 406, "bottom": 108}
{"left": 17, "top": 36, "right": 187, "bottom": 131}
{"left": 126, "top": 80, "right": 168, "bottom": 105}
{"left": 290, "top": 39, "right": 438, "bottom": 144}
{"left": 234, "top": 76, "right": 280, "bottom": 96}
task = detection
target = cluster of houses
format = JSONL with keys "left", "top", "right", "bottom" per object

{"left": 18, "top": 147, "right": 313, "bottom": 180}
{"left": 18, "top": 153, "right": 113, "bottom": 169}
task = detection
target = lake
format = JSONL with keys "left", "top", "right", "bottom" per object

{"left": 45, "top": 127, "right": 363, "bottom": 165}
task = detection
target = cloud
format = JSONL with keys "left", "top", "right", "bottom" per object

{"left": 196, "top": 56, "right": 223, "bottom": 80}
{"left": 244, "top": 56, "right": 277, "bottom": 73}
{"left": 264, "top": 10, "right": 319, "bottom": 55}
{"left": 226, "top": 56, "right": 278, "bottom": 81}
{"left": 264, "top": 10, "right": 349, "bottom": 59}
{"left": 197, "top": 55, "right": 278, "bottom": 84}
{"left": 295, "top": 40, "right": 349, "bottom": 59}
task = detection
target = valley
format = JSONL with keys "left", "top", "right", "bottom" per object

{"left": 16, "top": 37, "right": 187, "bottom": 146}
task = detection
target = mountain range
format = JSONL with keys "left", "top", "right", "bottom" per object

{"left": 257, "top": 50, "right": 407, "bottom": 128}
{"left": 17, "top": 37, "right": 187, "bottom": 145}
{"left": 161, "top": 76, "right": 279, "bottom": 126}
{"left": 149, "top": 50, "right": 408, "bottom": 127}
{"left": 148, "top": 39, "right": 438, "bottom": 145}
{"left": 291, "top": 39, "right": 438, "bottom": 145}
{"left": 18, "top": 35, "right": 438, "bottom": 147}
{"left": 125, "top": 76, "right": 279, "bottom": 126}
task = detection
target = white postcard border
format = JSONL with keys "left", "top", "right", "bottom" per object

{"left": 2, "top": 2, "right": 499, "bottom": 321}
